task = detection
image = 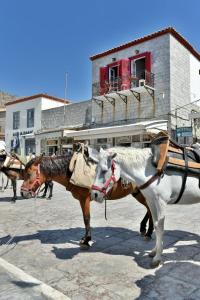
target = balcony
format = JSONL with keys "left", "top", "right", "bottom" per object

{"left": 92, "top": 70, "right": 154, "bottom": 97}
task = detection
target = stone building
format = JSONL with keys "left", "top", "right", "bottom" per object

{"left": 36, "top": 100, "right": 91, "bottom": 155}
{"left": 70, "top": 27, "right": 200, "bottom": 147}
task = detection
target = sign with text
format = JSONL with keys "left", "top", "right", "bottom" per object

{"left": 176, "top": 127, "right": 193, "bottom": 137}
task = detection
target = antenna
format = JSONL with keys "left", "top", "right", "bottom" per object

{"left": 64, "top": 72, "right": 67, "bottom": 125}
{"left": 64, "top": 72, "right": 67, "bottom": 101}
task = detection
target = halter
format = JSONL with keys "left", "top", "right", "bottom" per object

{"left": 21, "top": 164, "right": 42, "bottom": 197}
{"left": 92, "top": 160, "right": 117, "bottom": 196}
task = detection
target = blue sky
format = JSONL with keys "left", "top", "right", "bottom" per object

{"left": 0, "top": 0, "right": 200, "bottom": 101}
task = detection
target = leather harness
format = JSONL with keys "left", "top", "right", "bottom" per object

{"left": 92, "top": 161, "right": 117, "bottom": 195}
{"left": 92, "top": 135, "right": 200, "bottom": 204}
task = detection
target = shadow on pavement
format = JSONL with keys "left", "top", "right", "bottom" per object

{"left": 135, "top": 261, "right": 200, "bottom": 299}
{"left": 0, "top": 196, "right": 26, "bottom": 202}
{"left": 1, "top": 227, "right": 200, "bottom": 269}
{"left": 11, "top": 280, "right": 40, "bottom": 289}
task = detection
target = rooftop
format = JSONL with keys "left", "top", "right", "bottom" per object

{"left": 90, "top": 27, "right": 200, "bottom": 61}
{"left": 5, "top": 93, "right": 71, "bottom": 106}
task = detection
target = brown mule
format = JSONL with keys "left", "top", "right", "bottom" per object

{"left": 0, "top": 155, "right": 25, "bottom": 202}
{"left": 0, "top": 155, "right": 53, "bottom": 202}
{"left": 20, "top": 155, "right": 153, "bottom": 246}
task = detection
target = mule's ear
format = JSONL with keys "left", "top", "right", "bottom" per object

{"left": 88, "top": 147, "right": 99, "bottom": 163}
{"left": 111, "top": 153, "right": 117, "bottom": 159}
{"left": 99, "top": 147, "right": 105, "bottom": 155}
{"left": 35, "top": 155, "right": 43, "bottom": 164}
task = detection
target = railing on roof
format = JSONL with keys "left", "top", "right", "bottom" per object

{"left": 92, "top": 70, "right": 154, "bottom": 97}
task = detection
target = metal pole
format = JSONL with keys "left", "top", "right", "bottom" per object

{"left": 175, "top": 108, "right": 178, "bottom": 142}
{"left": 64, "top": 72, "right": 67, "bottom": 125}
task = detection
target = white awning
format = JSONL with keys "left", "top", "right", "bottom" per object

{"left": 21, "top": 133, "right": 35, "bottom": 139}
{"left": 35, "top": 130, "right": 63, "bottom": 140}
{"left": 63, "top": 120, "right": 168, "bottom": 140}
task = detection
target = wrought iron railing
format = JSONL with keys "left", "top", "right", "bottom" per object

{"left": 92, "top": 70, "right": 154, "bottom": 96}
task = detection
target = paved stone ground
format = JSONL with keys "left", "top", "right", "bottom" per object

{"left": 1, "top": 182, "right": 200, "bottom": 299}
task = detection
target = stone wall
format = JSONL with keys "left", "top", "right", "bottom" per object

{"left": 41, "top": 100, "right": 92, "bottom": 129}
{"left": 92, "top": 34, "right": 171, "bottom": 125}
{"left": 0, "top": 110, "right": 6, "bottom": 135}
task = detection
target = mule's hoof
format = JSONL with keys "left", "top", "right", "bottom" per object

{"left": 79, "top": 241, "right": 90, "bottom": 250}
{"left": 150, "top": 258, "right": 161, "bottom": 268}
{"left": 144, "top": 235, "right": 151, "bottom": 241}
{"left": 140, "top": 230, "right": 146, "bottom": 236}
{"left": 149, "top": 250, "right": 156, "bottom": 257}
{"left": 10, "top": 199, "right": 16, "bottom": 203}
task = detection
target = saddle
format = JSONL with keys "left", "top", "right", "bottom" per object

{"left": 2, "top": 153, "right": 25, "bottom": 169}
{"left": 151, "top": 132, "right": 200, "bottom": 203}
{"left": 152, "top": 132, "right": 200, "bottom": 175}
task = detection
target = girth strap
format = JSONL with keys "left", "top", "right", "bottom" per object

{"left": 138, "top": 172, "right": 161, "bottom": 190}
{"left": 174, "top": 147, "right": 188, "bottom": 204}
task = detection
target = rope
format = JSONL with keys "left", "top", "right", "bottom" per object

{"left": 0, "top": 186, "right": 41, "bottom": 256}
{"left": 105, "top": 198, "right": 107, "bottom": 220}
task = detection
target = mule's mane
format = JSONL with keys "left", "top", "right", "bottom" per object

{"left": 107, "top": 147, "right": 152, "bottom": 168}
{"left": 25, "top": 154, "right": 73, "bottom": 177}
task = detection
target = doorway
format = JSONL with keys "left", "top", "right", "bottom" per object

{"left": 132, "top": 57, "right": 146, "bottom": 86}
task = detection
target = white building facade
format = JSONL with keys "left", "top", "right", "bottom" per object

{"left": 84, "top": 27, "right": 200, "bottom": 147}
{"left": 5, "top": 94, "right": 70, "bottom": 156}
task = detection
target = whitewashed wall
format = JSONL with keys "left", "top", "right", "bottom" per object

{"left": 5, "top": 96, "right": 68, "bottom": 154}
{"left": 190, "top": 55, "right": 200, "bottom": 104}
{"left": 92, "top": 34, "right": 171, "bottom": 124}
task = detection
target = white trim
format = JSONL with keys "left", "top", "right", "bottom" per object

{"left": 64, "top": 120, "right": 168, "bottom": 140}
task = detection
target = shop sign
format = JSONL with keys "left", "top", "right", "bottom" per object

{"left": 13, "top": 130, "right": 33, "bottom": 137}
{"left": 176, "top": 127, "right": 193, "bottom": 137}
{"left": 46, "top": 139, "right": 58, "bottom": 145}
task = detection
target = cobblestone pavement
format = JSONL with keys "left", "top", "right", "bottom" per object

{"left": 1, "top": 182, "right": 200, "bottom": 299}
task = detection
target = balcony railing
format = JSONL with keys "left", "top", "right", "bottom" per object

{"left": 92, "top": 70, "right": 154, "bottom": 96}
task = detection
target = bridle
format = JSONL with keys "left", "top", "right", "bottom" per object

{"left": 92, "top": 159, "right": 161, "bottom": 198}
{"left": 21, "top": 164, "right": 42, "bottom": 197}
{"left": 92, "top": 160, "right": 117, "bottom": 196}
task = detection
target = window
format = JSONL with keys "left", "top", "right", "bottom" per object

{"left": 97, "top": 138, "right": 107, "bottom": 144}
{"left": 109, "top": 64, "right": 120, "bottom": 92}
{"left": 99, "top": 59, "right": 130, "bottom": 95}
{"left": 13, "top": 111, "right": 20, "bottom": 129}
{"left": 27, "top": 108, "right": 34, "bottom": 128}
{"left": 130, "top": 52, "right": 152, "bottom": 87}
{"left": 109, "top": 66, "right": 119, "bottom": 82}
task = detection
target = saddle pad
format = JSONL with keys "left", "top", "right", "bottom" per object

{"left": 70, "top": 151, "right": 97, "bottom": 189}
{"left": 3, "top": 156, "right": 24, "bottom": 169}
{"left": 8, "top": 163, "right": 25, "bottom": 170}
{"left": 166, "top": 147, "right": 200, "bottom": 176}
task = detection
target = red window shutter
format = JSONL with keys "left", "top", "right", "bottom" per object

{"left": 145, "top": 52, "right": 151, "bottom": 73}
{"left": 119, "top": 59, "right": 130, "bottom": 90}
{"left": 99, "top": 66, "right": 108, "bottom": 95}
